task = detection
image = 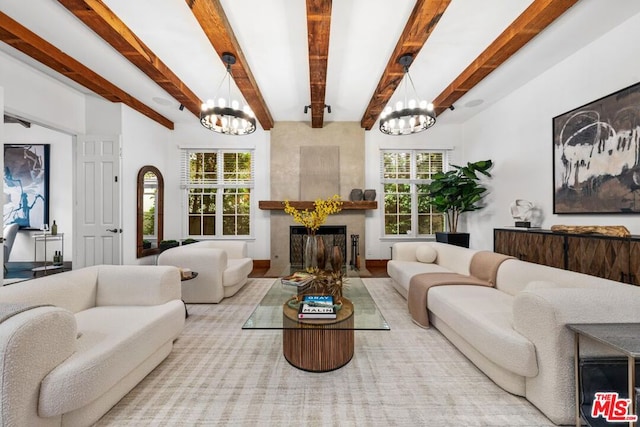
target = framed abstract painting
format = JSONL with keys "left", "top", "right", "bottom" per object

{"left": 3, "top": 144, "right": 50, "bottom": 229}
{"left": 553, "top": 81, "right": 640, "bottom": 213}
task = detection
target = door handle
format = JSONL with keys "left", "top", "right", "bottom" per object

{"left": 106, "top": 228, "right": 122, "bottom": 233}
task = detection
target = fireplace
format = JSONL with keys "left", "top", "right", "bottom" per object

{"left": 290, "top": 226, "right": 347, "bottom": 268}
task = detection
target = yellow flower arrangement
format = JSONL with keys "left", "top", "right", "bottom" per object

{"left": 283, "top": 195, "right": 343, "bottom": 234}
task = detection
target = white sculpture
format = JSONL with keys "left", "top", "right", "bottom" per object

{"left": 509, "top": 199, "right": 534, "bottom": 223}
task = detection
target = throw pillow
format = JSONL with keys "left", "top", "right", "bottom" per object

{"left": 415, "top": 244, "right": 437, "bottom": 263}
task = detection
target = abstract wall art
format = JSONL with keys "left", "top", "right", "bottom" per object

{"left": 553, "top": 82, "right": 640, "bottom": 213}
{"left": 3, "top": 144, "right": 50, "bottom": 229}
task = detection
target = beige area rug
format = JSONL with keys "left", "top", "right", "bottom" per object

{"left": 95, "top": 278, "right": 554, "bottom": 426}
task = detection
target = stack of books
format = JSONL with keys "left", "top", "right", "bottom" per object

{"left": 281, "top": 272, "right": 314, "bottom": 292}
{"left": 297, "top": 295, "right": 337, "bottom": 319}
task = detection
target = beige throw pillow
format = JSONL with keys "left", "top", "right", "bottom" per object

{"left": 415, "top": 244, "right": 437, "bottom": 263}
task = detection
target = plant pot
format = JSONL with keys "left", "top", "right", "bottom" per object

{"left": 435, "top": 232, "right": 470, "bottom": 248}
{"left": 159, "top": 240, "right": 180, "bottom": 252}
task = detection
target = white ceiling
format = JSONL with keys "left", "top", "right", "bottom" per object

{"left": 2, "top": 0, "right": 640, "bottom": 129}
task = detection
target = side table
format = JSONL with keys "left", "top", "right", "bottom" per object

{"left": 567, "top": 323, "right": 640, "bottom": 427}
{"left": 282, "top": 297, "right": 355, "bottom": 372}
{"left": 32, "top": 233, "right": 64, "bottom": 276}
{"left": 180, "top": 271, "right": 198, "bottom": 318}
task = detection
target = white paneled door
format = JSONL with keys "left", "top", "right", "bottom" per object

{"left": 75, "top": 135, "right": 122, "bottom": 268}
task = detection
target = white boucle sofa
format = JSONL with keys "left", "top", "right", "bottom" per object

{"left": 0, "top": 265, "right": 185, "bottom": 426}
{"left": 158, "top": 240, "right": 253, "bottom": 303}
{"left": 388, "top": 241, "right": 640, "bottom": 425}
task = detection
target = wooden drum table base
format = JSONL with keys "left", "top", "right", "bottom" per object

{"left": 282, "top": 298, "right": 354, "bottom": 372}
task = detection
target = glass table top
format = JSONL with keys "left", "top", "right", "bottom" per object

{"left": 242, "top": 275, "right": 390, "bottom": 330}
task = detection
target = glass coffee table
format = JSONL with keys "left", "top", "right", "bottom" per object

{"left": 243, "top": 274, "right": 390, "bottom": 372}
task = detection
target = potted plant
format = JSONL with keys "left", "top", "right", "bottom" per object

{"left": 425, "top": 159, "right": 493, "bottom": 248}
{"left": 159, "top": 239, "right": 180, "bottom": 252}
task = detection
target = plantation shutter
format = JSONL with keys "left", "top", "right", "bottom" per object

{"left": 180, "top": 149, "right": 254, "bottom": 188}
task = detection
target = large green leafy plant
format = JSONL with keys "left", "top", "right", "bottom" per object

{"left": 425, "top": 159, "right": 493, "bottom": 233}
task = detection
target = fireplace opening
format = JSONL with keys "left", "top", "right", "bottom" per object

{"left": 290, "top": 226, "right": 347, "bottom": 268}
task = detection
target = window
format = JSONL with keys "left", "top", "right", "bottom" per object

{"left": 181, "top": 149, "right": 253, "bottom": 237}
{"left": 381, "top": 150, "right": 446, "bottom": 237}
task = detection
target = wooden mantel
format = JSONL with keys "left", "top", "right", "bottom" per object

{"left": 259, "top": 200, "right": 377, "bottom": 210}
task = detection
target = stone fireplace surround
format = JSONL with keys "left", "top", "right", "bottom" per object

{"left": 265, "top": 122, "right": 372, "bottom": 275}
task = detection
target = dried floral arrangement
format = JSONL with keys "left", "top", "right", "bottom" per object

{"left": 283, "top": 195, "right": 343, "bottom": 234}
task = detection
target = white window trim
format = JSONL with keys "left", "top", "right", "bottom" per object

{"left": 380, "top": 149, "right": 450, "bottom": 238}
{"left": 180, "top": 148, "right": 255, "bottom": 239}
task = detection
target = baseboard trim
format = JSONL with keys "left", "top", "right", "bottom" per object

{"left": 365, "top": 259, "right": 388, "bottom": 269}
{"left": 252, "top": 259, "right": 270, "bottom": 269}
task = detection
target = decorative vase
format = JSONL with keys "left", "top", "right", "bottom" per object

{"left": 51, "top": 220, "right": 58, "bottom": 235}
{"left": 349, "top": 189, "right": 363, "bottom": 201}
{"left": 315, "top": 235, "right": 326, "bottom": 270}
{"left": 303, "top": 234, "right": 318, "bottom": 271}
{"left": 363, "top": 189, "right": 376, "bottom": 201}
{"left": 331, "top": 245, "right": 343, "bottom": 273}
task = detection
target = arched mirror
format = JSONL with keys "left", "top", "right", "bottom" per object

{"left": 137, "top": 165, "right": 164, "bottom": 258}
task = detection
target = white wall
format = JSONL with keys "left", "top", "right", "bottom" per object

{"left": 120, "top": 105, "right": 172, "bottom": 265}
{"left": 167, "top": 122, "right": 271, "bottom": 261}
{"left": 463, "top": 10, "right": 640, "bottom": 251}
{"left": 3, "top": 124, "right": 73, "bottom": 262}
{"left": 0, "top": 52, "right": 85, "bottom": 134}
{"left": 0, "top": 51, "right": 83, "bottom": 264}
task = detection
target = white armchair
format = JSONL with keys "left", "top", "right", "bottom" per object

{"left": 157, "top": 241, "right": 253, "bottom": 303}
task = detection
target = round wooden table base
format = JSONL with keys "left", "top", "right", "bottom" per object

{"left": 282, "top": 297, "right": 354, "bottom": 372}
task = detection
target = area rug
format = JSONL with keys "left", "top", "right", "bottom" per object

{"left": 95, "top": 278, "right": 553, "bottom": 426}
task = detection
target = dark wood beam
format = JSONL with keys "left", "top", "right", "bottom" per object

{"left": 57, "top": 0, "right": 202, "bottom": 118}
{"left": 0, "top": 11, "right": 173, "bottom": 129}
{"left": 306, "top": 0, "right": 332, "bottom": 128}
{"left": 186, "top": 0, "right": 274, "bottom": 131}
{"left": 360, "top": 0, "right": 451, "bottom": 130}
{"left": 432, "top": 0, "right": 579, "bottom": 116}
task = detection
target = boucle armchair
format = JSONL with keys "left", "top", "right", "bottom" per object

{"left": 0, "top": 264, "right": 185, "bottom": 426}
{"left": 157, "top": 241, "right": 253, "bottom": 303}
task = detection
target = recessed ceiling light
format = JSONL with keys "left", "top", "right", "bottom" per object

{"left": 152, "top": 97, "right": 173, "bottom": 106}
{"left": 464, "top": 99, "right": 484, "bottom": 108}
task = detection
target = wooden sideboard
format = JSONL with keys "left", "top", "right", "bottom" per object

{"left": 494, "top": 228, "right": 640, "bottom": 285}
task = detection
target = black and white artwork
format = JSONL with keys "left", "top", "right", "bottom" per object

{"left": 553, "top": 82, "right": 640, "bottom": 213}
{"left": 3, "top": 144, "right": 50, "bottom": 229}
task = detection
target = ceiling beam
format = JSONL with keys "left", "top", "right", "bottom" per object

{"left": 57, "top": 0, "right": 202, "bottom": 118}
{"left": 186, "top": 0, "right": 274, "bottom": 131}
{"left": 306, "top": 0, "right": 332, "bottom": 128}
{"left": 360, "top": 0, "right": 451, "bottom": 130}
{"left": 0, "top": 11, "right": 174, "bottom": 130}
{"left": 432, "top": 0, "right": 579, "bottom": 116}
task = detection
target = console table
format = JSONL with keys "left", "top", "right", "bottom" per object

{"left": 494, "top": 228, "right": 640, "bottom": 285}
{"left": 32, "top": 233, "right": 64, "bottom": 276}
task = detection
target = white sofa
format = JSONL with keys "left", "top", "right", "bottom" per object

{"left": 388, "top": 241, "right": 640, "bottom": 425}
{"left": 0, "top": 265, "right": 185, "bottom": 426}
{"left": 157, "top": 240, "right": 253, "bottom": 303}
